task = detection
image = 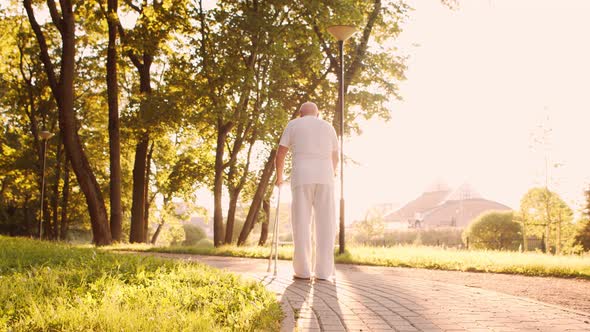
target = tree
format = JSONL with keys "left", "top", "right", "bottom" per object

{"left": 237, "top": 0, "right": 409, "bottom": 246}
{"left": 463, "top": 211, "right": 521, "bottom": 250}
{"left": 575, "top": 187, "right": 590, "bottom": 251}
{"left": 575, "top": 219, "right": 590, "bottom": 252}
{"left": 520, "top": 187, "right": 574, "bottom": 254}
{"left": 116, "top": 0, "right": 189, "bottom": 243}
{"left": 104, "top": 0, "right": 123, "bottom": 242}
{"left": 353, "top": 213, "right": 385, "bottom": 245}
{"left": 23, "top": 0, "right": 112, "bottom": 245}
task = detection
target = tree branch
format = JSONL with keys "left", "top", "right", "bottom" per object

{"left": 47, "top": 0, "right": 64, "bottom": 34}
{"left": 312, "top": 22, "right": 338, "bottom": 70}
{"left": 123, "top": 0, "right": 142, "bottom": 13}
{"left": 345, "top": 0, "right": 382, "bottom": 87}
{"left": 23, "top": 0, "right": 59, "bottom": 97}
{"left": 115, "top": 18, "right": 143, "bottom": 70}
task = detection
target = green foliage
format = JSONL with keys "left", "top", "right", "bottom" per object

{"left": 463, "top": 211, "right": 521, "bottom": 250}
{"left": 519, "top": 187, "right": 576, "bottom": 253}
{"left": 352, "top": 216, "right": 385, "bottom": 244}
{"left": 182, "top": 224, "right": 207, "bottom": 246}
{"left": 2, "top": 0, "right": 410, "bottom": 244}
{"left": 0, "top": 236, "right": 282, "bottom": 331}
{"left": 379, "top": 228, "right": 464, "bottom": 247}
{"left": 575, "top": 218, "right": 590, "bottom": 251}
{"left": 196, "top": 238, "right": 214, "bottom": 248}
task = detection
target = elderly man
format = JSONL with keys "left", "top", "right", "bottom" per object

{"left": 275, "top": 102, "right": 339, "bottom": 280}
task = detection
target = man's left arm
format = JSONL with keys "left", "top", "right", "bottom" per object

{"left": 331, "top": 126, "right": 339, "bottom": 176}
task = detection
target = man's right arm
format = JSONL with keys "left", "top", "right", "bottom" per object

{"left": 276, "top": 122, "right": 291, "bottom": 187}
{"left": 275, "top": 145, "right": 289, "bottom": 186}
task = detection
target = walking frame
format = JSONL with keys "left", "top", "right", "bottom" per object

{"left": 267, "top": 183, "right": 317, "bottom": 277}
{"left": 267, "top": 185, "right": 282, "bottom": 275}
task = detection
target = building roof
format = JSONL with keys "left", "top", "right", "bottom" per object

{"left": 383, "top": 190, "right": 450, "bottom": 222}
{"left": 383, "top": 182, "right": 512, "bottom": 227}
{"left": 422, "top": 198, "right": 511, "bottom": 227}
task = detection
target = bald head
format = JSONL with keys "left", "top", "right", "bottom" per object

{"left": 299, "top": 102, "right": 319, "bottom": 117}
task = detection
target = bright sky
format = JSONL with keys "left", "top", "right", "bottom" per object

{"left": 346, "top": 0, "right": 590, "bottom": 221}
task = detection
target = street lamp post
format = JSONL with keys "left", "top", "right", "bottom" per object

{"left": 39, "top": 130, "right": 54, "bottom": 239}
{"left": 327, "top": 25, "right": 357, "bottom": 254}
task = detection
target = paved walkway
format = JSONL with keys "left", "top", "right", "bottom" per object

{"left": 149, "top": 253, "right": 590, "bottom": 332}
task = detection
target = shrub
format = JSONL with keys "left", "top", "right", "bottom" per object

{"left": 182, "top": 224, "right": 206, "bottom": 246}
{"left": 575, "top": 219, "right": 590, "bottom": 252}
{"left": 195, "top": 238, "right": 214, "bottom": 248}
{"left": 355, "top": 228, "right": 463, "bottom": 247}
{"left": 352, "top": 217, "right": 385, "bottom": 244}
{"left": 463, "top": 211, "right": 521, "bottom": 250}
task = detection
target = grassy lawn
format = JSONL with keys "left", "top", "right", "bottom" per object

{"left": 0, "top": 236, "right": 282, "bottom": 332}
{"left": 111, "top": 243, "right": 590, "bottom": 280}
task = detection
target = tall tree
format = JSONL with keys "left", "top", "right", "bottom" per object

{"left": 104, "top": 0, "right": 123, "bottom": 242}
{"left": 574, "top": 187, "right": 590, "bottom": 251}
{"left": 237, "top": 0, "right": 408, "bottom": 245}
{"left": 23, "top": 0, "right": 112, "bottom": 245}
{"left": 116, "top": 0, "right": 188, "bottom": 243}
{"left": 194, "top": 0, "right": 269, "bottom": 246}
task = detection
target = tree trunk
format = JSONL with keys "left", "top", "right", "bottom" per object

{"left": 224, "top": 191, "right": 239, "bottom": 244}
{"left": 24, "top": 195, "right": 31, "bottom": 237}
{"left": 24, "top": 0, "right": 112, "bottom": 245}
{"left": 60, "top": 159, "right": 70, "bottom": 240}
{"left": 151, "top": 220, "right": 164, "bottom": 245}
{"left": 129, "top": 134, "right": 149, "bottom": 243}
{"left": 556, "top": 210, "right": 562, "bottom": 255}
{"left": 128, "top": 55, "right": 152, "bottom": 243}
{"left": 50, "top": 141, "right": 63, "bottom": 240}
{"left": 237, "top": 148, "right": 276, "bottom": 246}
{"left": 258, "top": 198, "right": 270, "bottom": 246}
{"left": 106, "top": 0, "right": 122, "bottom": 242}
{"left": 545, "top": 223, "right": 551, "bottom": 254}
{"left": 213, "top": 122, "right": 231, "bottom": 246}
{"left": 522, "top": 216, "right": 528, "bottom": 251}
{"left": 143, "top": 141, "right": 154, "bottom": 242}
{"left": 224, "top": 128, "right": 255, "bottom": 244}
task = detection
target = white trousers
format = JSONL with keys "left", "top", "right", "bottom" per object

{"left": 290, "top": 183, "right": 336, "bottom": 279}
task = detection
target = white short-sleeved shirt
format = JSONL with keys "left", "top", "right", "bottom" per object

{"left": 279, "top": 116, "right": 339, "bottom": 188}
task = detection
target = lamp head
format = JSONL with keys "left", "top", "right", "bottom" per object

{"left": 39, "top": 131, "right": 54, "bottom": 140}
{"left": 327, "top": 25, "right": 357, "bottom": 41}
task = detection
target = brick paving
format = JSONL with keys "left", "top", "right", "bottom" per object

{"left": 148, "top": 253, "right": 590, "bottom": 332}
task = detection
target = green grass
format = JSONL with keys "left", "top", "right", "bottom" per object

{"left": 0, "top": 236, "right": 282, "bottom": 332}
{"left": 335, "top": 245, "right": 590, "bottom": 279}
{"left": 113, "top": 242, "right": 590, "bottom": 280}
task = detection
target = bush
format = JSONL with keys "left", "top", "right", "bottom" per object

{"left": 412, "top": 228, "right": 463, "bottom": 247}
{"left": 352, "top": 217, "right": 385, "bottom": 244}
{"left": 182, "top": 224, "right": 206, "bottom": 246}
{"left": 463, "top": 211, "right": 521, "bottom": 250}
{"left": 354, "top": 228, "right": 463, "bottom": 247}
{"left": 195, "top": 238, "right": 214, "bottom": 248}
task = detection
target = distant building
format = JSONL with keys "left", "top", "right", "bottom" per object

{"left": 383, "top": 182, "right": 511, "bottom": 229}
